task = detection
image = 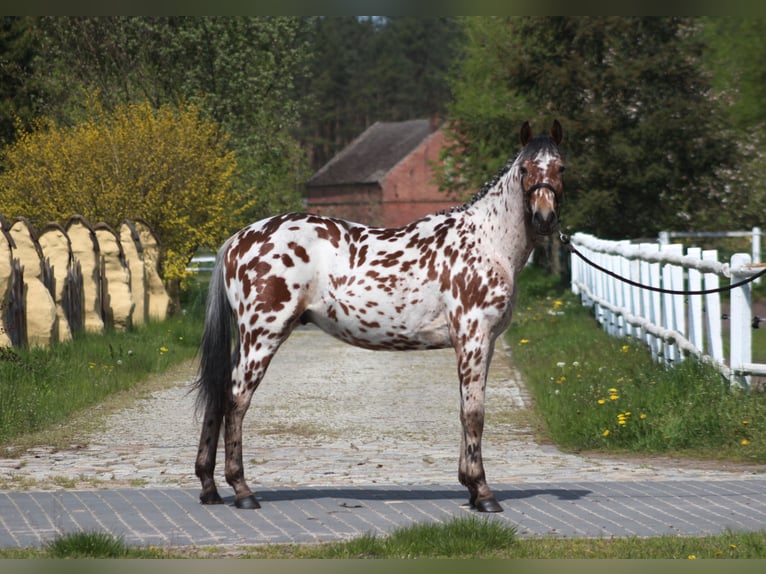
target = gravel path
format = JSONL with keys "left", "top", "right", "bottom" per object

{"left": 1, "top": 326, "right": 762, "bottom": 492}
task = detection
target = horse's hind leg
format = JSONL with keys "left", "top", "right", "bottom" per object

{"left": 195, "top": 405, "right": 224, "bottom": 504}
{"left": 224, "top": 336, "right": 286, "bottom": 509}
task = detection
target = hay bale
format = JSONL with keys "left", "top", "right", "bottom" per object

{"left": 38, "top": 223, "right": 74, "bottom": 343}
{"left": 8, "top": 218, "right": 57, "bottom": 348}
{"left": 132, "top": 219, "right": 170, "bottom": 321}
{"left": 0, "top": 219, "right": 14, "bottom": 347}
{"left": 119, "top": 221, "right": 147, "bottom": 326}
{"left": 65, "top": 215, "right": 104, "bottom": 334}
{"left": 94, "top": 223, "right": 134, "bottom": 331}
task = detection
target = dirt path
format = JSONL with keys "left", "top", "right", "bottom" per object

{"left": 1, "top": 326, "right": 762, "bottom": 491}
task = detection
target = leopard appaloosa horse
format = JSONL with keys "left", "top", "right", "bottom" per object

{"left": 193, "top": 120, "right": 565, "bottom": 512}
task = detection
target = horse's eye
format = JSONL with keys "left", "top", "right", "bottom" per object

{"left": 519, "top": 166, "right": 528, "bottom": 175}
{"left": 558, "top": 165, "right": 566, "bottom": 174}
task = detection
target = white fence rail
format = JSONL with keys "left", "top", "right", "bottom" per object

{"left": 569, "top": 232, "right": 765, "bottom": 390}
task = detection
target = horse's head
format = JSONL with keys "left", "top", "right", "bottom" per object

{"left": 518, "top": 120, "right": 564, "bottom": 236}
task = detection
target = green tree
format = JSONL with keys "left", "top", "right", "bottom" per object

{"left": 301, "top": 17, "right": 461, "bottom": 171}
{"left": 441, "top": 17, "right": 744, "bottom": 239}
{"left": 29, "top": 17, "right": 311, "bottom": 227}
{"left": 0, "top": 17, "right": 46, "bottom": 148}
{"left": 0, "top": 98, "right": 236, "bottom": 282}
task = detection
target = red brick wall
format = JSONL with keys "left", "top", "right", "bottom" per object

{"left": 305, "top": 127, "right": 460, "bottom": 228}
{"left": 305, "top": 185, "right": 383, "bottom": 226}
{"left": 380, "top": 128, "right": 460, "bottom": 227}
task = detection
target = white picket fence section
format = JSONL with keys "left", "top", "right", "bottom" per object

{"left": 569, "top": 232, "right": 765, "bottom": 390}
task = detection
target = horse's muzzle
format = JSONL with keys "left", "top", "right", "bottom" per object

{"left": 532, "top": 209, "right": 558, "bottom": 235}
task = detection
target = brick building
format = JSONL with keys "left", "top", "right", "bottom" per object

{"left": 305, "top": 119, "right": 461, "bottom": 228}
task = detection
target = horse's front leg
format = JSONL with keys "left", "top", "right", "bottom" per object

{"left": 456, "top": 338, "right": 503, "bottom": 513}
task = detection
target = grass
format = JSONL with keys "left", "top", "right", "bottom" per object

{"left": 509, "top": 267, "right": 766, "bottom": 462}
{"left": 0, "top": 277, "right": 206, "bottom": 448}
{"left": 0, "top": 315, "right": 202, "bottom": 446}
{"left": 3, "top": 519, "right": 764, "bottom": 559}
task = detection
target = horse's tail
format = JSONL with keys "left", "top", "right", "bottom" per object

{"left": 193, "top": 244, "right": 235, "bottom": 419}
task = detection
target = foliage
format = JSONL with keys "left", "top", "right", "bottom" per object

{"left": 0, "top": 17, "right": 44, "bottom": 148}
{"left": 0, "top": 97, "right": 236, "bottom": 280}
{"left": 0, "top": 17, "right": 311, "bottom": 227}
{"left": 510, "top": 267, "right": 766, "bottom": 460}
{"left": 441, "top": 17, "right": 744, "bottom": 239}
{"left": 701, "top": 17, "right": 766, "bottom": 230}
{"left": 300, "top": 16, "right": 461, "bottom": 171}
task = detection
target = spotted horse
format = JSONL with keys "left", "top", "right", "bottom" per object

{"left": 193, "top": 120, "right": 565, "bottom": 513}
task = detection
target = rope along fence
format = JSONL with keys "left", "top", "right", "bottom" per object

{"left": 567, "top": 232, "right": 765, "bottom": 390}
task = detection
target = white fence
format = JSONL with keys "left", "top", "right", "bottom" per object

{"left": 569, "top": 232, "right": 765, "bottom": 390}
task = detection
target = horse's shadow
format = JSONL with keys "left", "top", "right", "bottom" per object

{"left": 218, "top": 486, "right": 591, "bottom": 507}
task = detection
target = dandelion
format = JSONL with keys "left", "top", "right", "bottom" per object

{"left": 602, "top": 429, "right": 610, "bottom": 437}
{"left": 621, "top": 345, "right": 630, "bottom": 353}
{"left": 729, "top": 544, "right": 737, "bottom": 550}
{"left": 556, "top": 376, "right": 566, "bottom": 384}
{"left": 597, "top": 399, "right": 606, "bottom": 405}
{"left": 519, "top": 339, "right": 530, "bottom": 345}
{"left": 639, "top": 413, "right": 648, "bottom": 420}
{"left": 159, "top": 346, "right": 169, "bottom": 355}
{"left": 609, "top": 393, "right": 619, "bottom": 401}
{"left": 742, "top": 420, "right": 750, "bottom": 426}
{"left": 740, "top": 439, "right": 750, "bottom": 446}
{"left": 608, "top": 388, "right": 618, "bottom": 394}
{"left": 688, "top": 555, "right": 696, "bottom": 560}
{"left": 552, "top": 300, "right": 563, "bottom": 309}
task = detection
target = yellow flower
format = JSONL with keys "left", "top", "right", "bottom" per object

{"left": 519, "top": 339, "right": 530, "bottom": 345}
{"left": 621, "top": 345, "right": 630, "bottom": 353}
{"left": 597, "top": 399, "right": 606, "bottom": 405}
{"left": 552, "top": 300, "right": 563, "bottom": 309}
{"left": 639, "top": 413, "right": 648, "bottom": 420}
{"left": 608, "top": 388, "right": 618, "bottom": 394}
{"left": 687, "top": 555, "right": 696, "bottom": 560}
{"left": 159, "top": 346, "right": 169, "bottom": 354}
{"left": 602, "top": 429, "right": 610, "bottom": 437}
{"left": 742, "top": 420, "right": 750, "bottom": 426}
{"left": 741, "top": 439, "right": 750, "bottom": 446}
{"left": 609, "top": 394, "right": 620, "bottom": 401}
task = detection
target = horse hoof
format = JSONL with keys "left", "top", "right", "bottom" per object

{"left": 200, "top": 491, "right": 223, "bottom": 505}
{"left": 475, "top": 497, "right": 503, "bottom": 513}
{"left": 235, "top": 494, "right": 261, "bottom": 509}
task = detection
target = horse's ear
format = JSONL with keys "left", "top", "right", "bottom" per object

{"left": 520, "top": 121, "right": 532, "bottom": 146}
{"left": 550, "top": 119, "right": 563, "bottom": 146}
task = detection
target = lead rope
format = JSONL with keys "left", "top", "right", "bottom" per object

{"left": 558, "top": 232, "right": 766, "bottom": 296}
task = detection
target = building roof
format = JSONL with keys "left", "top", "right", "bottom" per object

{"left": 307, "top": 119, "right": 439, "bottom": 187}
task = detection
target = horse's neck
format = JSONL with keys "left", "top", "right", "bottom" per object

{"left": 463, "top": 169, "right": 534, "bottom": 272}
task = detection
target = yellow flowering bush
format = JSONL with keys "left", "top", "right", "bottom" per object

{"left": 0, "top": 96, "right": 237, "bottom": 281}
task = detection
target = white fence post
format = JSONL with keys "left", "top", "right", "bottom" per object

{"left": 660, "top": 243, "right": 684, "bottom": 365}
{"left": 687, "top": 247, "right": 704, "bottom": 353}
{"left": 730, "top": 253, "right": 752, "bottom": 390}
{"left": 753, "top": 226, "right": 762, "bottom": 285}
{"left": 569, "top": 233, "right": 762, "bottom": 385}
{"left": 702, "top": 249, "right": 724, "bottom": 364}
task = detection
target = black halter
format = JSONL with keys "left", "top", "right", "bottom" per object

{"left": 522, "top": 177, "right": 560, "bottom": 216}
